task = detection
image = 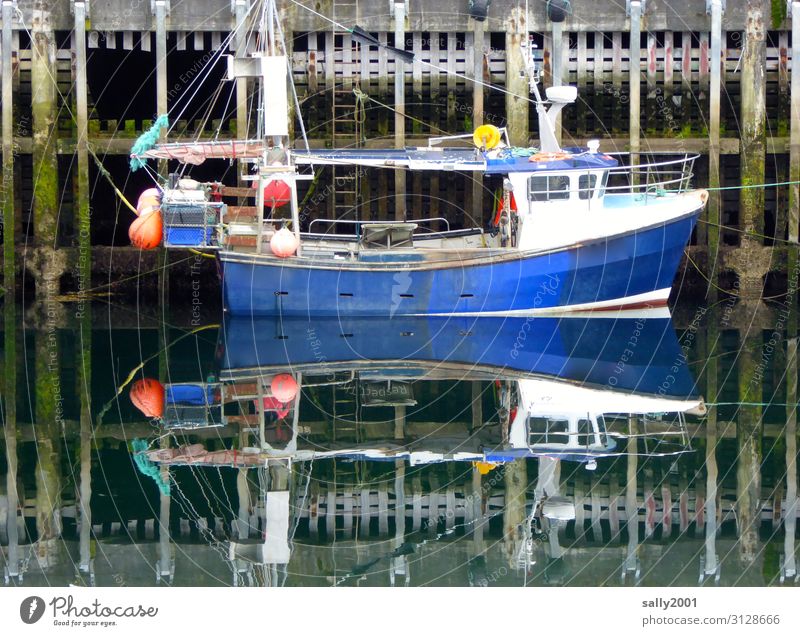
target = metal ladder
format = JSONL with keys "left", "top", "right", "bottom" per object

{"left": 332, "top": 380, "right": 360, "bottom": 442}
{"left": 328, "top": 1, "right": 363, "bottom": 225}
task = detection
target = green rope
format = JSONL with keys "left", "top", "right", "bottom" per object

{"left": 129, "top": 115, "right": 169, "bottom": 172}
{"left": 705, "top": 179, "right": 800, "bottom": 192}
{"left": 131, "top": 438, "right": 171, "bottom": 496}
{"left": 707, "top": 402, "right": 798, "bottom": 407}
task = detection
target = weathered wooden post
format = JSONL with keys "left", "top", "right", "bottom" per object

{"left": 740, "top": 0, "right": 766, "bottom": 241}
{"left": 628, "top": 1, "right": 642, "bottom": 174}
{"left": 505, "top": 3, "right": 529, "bottom": 147}
{"left": 783, "top": 301, "right": 798, "bottom": 581}
{"left": 393, "top": 1, "right": 406, "bottom": 220}
{"left": 789, "top": 1, "right": 800, "bottom": 243}
{"left": 1, "top": 0, "right": 14, "bottom": 309}
{"left": 703, "top": 309, "right": 721, "bottom": 580}
{"left": 502, "top": 458, "right": 527, "bottom": 567}
{"left": 736, "top": 328, "right": 763, "bottom": 564}
{"left": 234, "top": 0, "right": 250, "bottom": 184}
{"left": 31, "top": 0, "right": 58, "bottom": 252}
{"left": 623, "top": 416, "right": 639, "bottom": 579}
{"left": 471, "top": 15, "right": 485, "bottom": 226}
{"left": 72, "top": 0, "right": 93, "bottom": 579}
{"left": 30, "top": 0, "right": 63, "bottom": 569}
{"left": 707, "top": 0, "right": 724, "bottom": 293}
{"left": 1, "top": 0, "right": 18, "bottom": 582}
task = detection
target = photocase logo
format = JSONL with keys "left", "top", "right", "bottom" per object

{"left": 20, "top": 596, "right": 45, "bottom": 624}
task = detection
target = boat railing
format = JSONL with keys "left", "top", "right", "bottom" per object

{"left": 307, "top": 217, "right": 451, "bottom": 236}
{"left": 604, "top": 152, "right": 699, "bottom": 200}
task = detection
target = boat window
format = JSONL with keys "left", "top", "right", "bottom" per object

{"left": 528, "top": 175, "right": 570, "bottom": 202}
{"left": 596, "top": 414, "right": 608, "bottom": 447}
{"left": 529, "top": 416, "right": 570, "bottom": 445}
{"left": 578, "top": 174, "right": 598, "bottom": 200}
{"left": 598, "top": 171, "right": 609, "bottom": 198}
{"left": 576, "top": 418, "right": 595, "bottom": 445}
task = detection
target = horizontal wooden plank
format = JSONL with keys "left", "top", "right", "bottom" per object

{"left": 226, "top": 206, "right": 259, "bottom": 222}
{"left": 225, "top": 235, "right": 258, "bottom": 247}
{"left": 220, "top": 186, "right": 256, "bottom": 198}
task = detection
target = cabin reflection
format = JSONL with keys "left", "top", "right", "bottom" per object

{"left": 1, "top": 310, "right": 799, "bottom": 586}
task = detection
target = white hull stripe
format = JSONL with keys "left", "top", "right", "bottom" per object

{"left": 412, "top": 288, "right": 672, "bottom": 318}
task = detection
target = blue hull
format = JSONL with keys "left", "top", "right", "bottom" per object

{"left": 220, "top": 315, "right": 700, "bottom": 402}
{"left": 221, "top": 210, "right": 699, "bottom": 316}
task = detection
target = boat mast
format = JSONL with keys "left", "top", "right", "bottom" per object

{"left": 521, "top": 37, "right": 566, "bottom": 154}
{"left": 252, "top": 0, "right": 302, "bottom": 254}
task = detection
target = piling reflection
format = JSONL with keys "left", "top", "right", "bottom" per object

{"left": 1, "top": 307, "right": 799, "bottom": 586}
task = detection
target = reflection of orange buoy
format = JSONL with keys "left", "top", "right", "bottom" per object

{"left": 130, "top": 378, "right": 165, "bottom": 418}
{"left": 136, "top": 187, "right": 161, "bottom": 217}
{"left": 270, "top": 227, "right": 299, "bottom": 258}
{"left": 271, "top": 373, "right": 298, "bottom": 402}
{"left": 129, "top": 209, "right": 163, "bottom": 249}
{"left": 473, "top": 461, "right": 498, "bottom": 475}
{"left": 261, "top": 179, "right": 291, "bottom": 208}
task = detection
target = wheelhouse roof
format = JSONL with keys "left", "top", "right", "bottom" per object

{"left": 485, "top": 147, "right": 619, "bottom": 174}
{"left": 135, "top": 141, "right": 620, "bottom": 174}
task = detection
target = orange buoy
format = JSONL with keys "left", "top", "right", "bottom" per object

{"left": 271, "top": 373, "right": 298, "bottom": 403}
{"left": 269, "top": 227, "right": 299, "bottom": 258}
{"left": 130, "top": 378, "right": 165, "bottom": 418}
{"left": 261, "top": 179, "right": 291, "bottom": 208}
{"left": 136, "top": 187, "right": 162, "bottom": 217}
{"left": 129, "top": 209, "right": 163, "bottom": 250}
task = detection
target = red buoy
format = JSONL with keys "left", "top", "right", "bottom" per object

{"left": 129, "top": 209, "right": 163, "bottom": 249}
{"left": 271, "top": 373, "right": 298, "bottom": 402}
{"left": 258, "top": 179, "right": 291, "bottom": 208}
{"left": 130, "top": 378, "right": 165, "bottom": 418}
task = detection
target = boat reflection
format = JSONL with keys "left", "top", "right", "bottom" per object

{"left": 128, "top": 312, "right": 708, "bottom": 585}
{"left": 147, "top": 313, "right": 704, "bottom": 468}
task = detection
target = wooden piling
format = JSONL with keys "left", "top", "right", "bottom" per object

{"left": 628, "top": 1, "right": 641, "bottom": 168}
{"left": 1, "top": 0, "right": 14, "bottom": 304}
{"left": 736, "top": 329, "right": 763, "bottom": 564}
{"left": 624, "top": 416, "right": 639, "bottom": 573}
{"left": 740, "top": 1, "right": 766, "bottom": 240}
{"left": 790, "top": 2, "right": 800, "bottom": 243}
{"left": 394, "top": 1, "right": 406, "bottom": 220}
{"left": 471, "top": 18, "right": 485, "bottom": 226}
{"left": 73, "top": 0, "right": 93, "bottom": 575}
{"left": 31, "top": 1, "right": 59, "bottom": 249}
{"left": 502, "top": 458, "right": 527, "bottom": 567}
{"left": 708, "top": 0, "right": 723, "bottom": 293}
{"left": 1, "top": 1, "right": 17, "bottom": 575}
{"left": 505, "top": 6, "right": 529, "bottom": 147}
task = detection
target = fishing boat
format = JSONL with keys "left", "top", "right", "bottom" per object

{"left": 136, "top": 313, "right": 705, "bottom": 468}
{"left": 127, "top": 0, "right": 707, "bottom": 317}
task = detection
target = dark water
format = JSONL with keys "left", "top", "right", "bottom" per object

{"left": 1, "top": 297, "right": 798, "bottom": 587}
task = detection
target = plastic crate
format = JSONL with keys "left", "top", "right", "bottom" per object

{"left": 164, "top": 226, "right": 216, "bottom": 247}
{"left": 162, "top": 404, "right": 223, "bottom": 430}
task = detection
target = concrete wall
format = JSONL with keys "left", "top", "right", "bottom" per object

{"left": 10, "top": 0, "right": 775, "bottom": 32}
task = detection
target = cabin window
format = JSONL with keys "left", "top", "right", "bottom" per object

{"left": 576, "top": 418, "right": 595, "bottom": 445}
{"left": 528, "top": 416, "right": 569, "bottom": 444}
{"left": 528, "top": 175, "right": 570, "bottom": 202}
{"left": 578, "top": 174, "right": 597, "bottom": 200}
{"left": 598, "top": 171, "right": 609, "bottom": 198}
